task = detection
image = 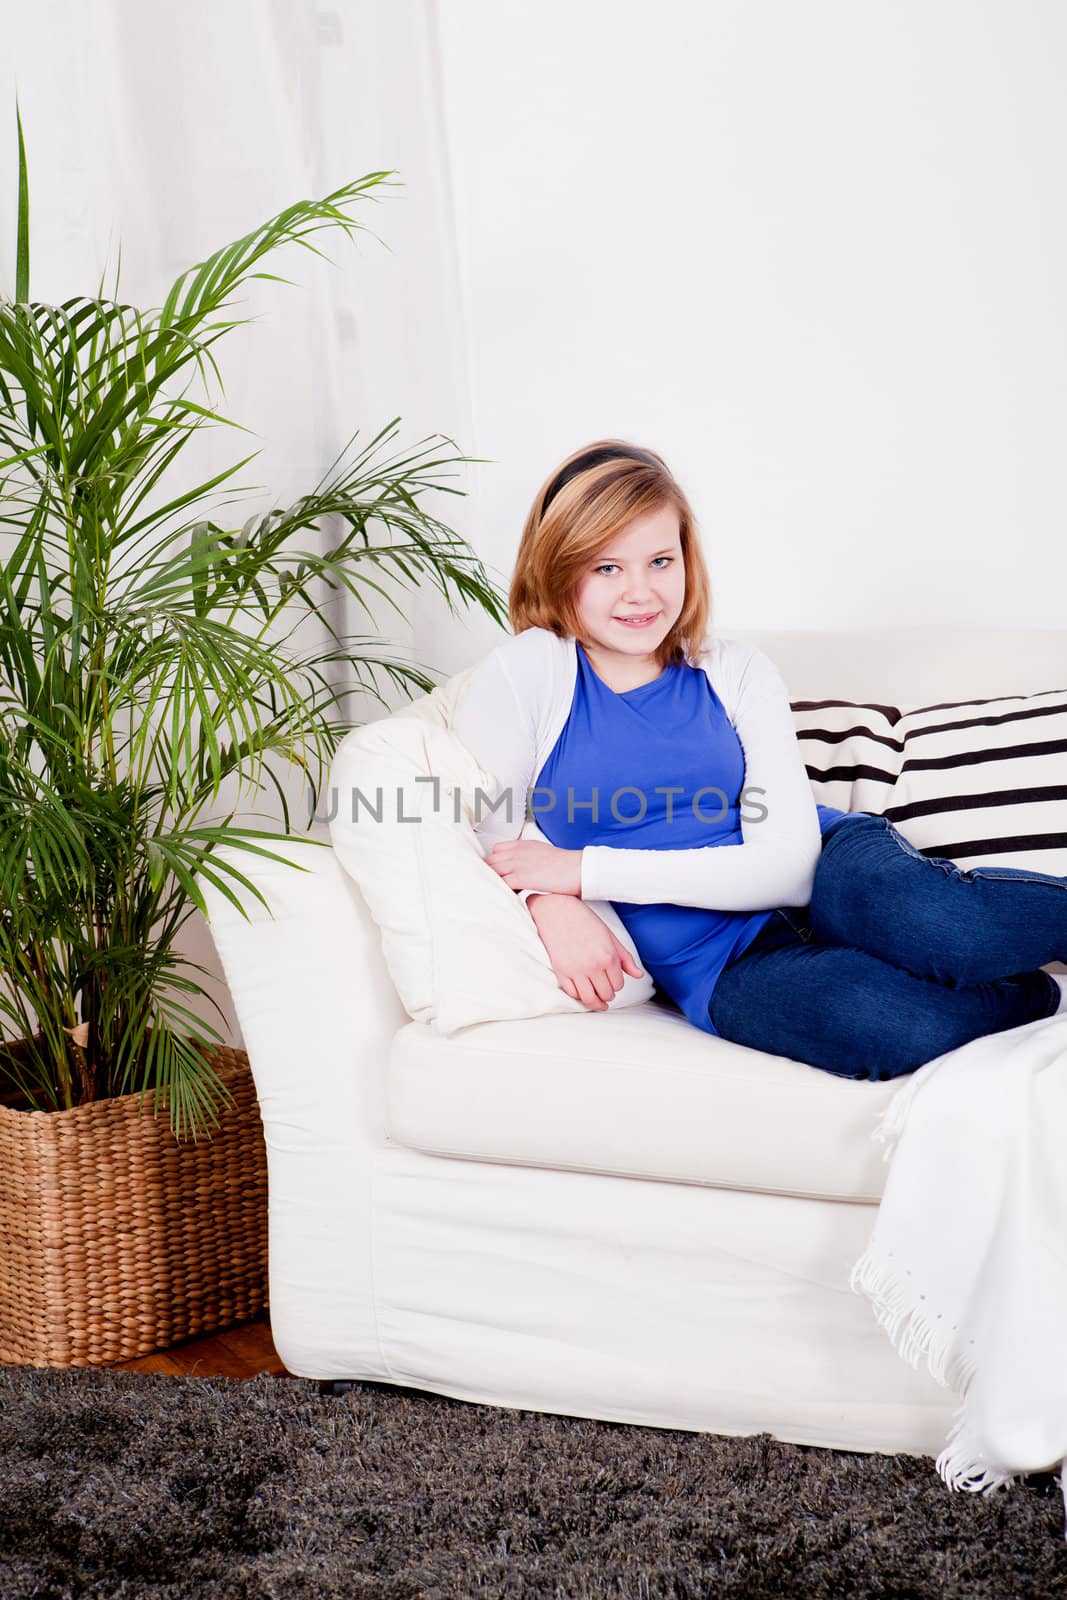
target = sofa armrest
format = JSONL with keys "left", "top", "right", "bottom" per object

{"left": 198, "top": 832, "right": 406, "bottom": 1150}
{"left": 197, "top": 832, "right": 408, "bottom": 1376}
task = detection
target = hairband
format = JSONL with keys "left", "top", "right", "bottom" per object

{"left": 540, "top": 445, "right": 663, "bottom": 517}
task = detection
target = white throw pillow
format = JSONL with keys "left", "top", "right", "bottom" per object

{"left": 328, "top": 685, "right": 655, "bottom": 1033}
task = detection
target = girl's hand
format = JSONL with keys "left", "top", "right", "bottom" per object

{"left": 528, "top": 894, "right": 644, "bottom": 1011}
{"left": 486, "top": 838, "right": 583, "bottom": 896}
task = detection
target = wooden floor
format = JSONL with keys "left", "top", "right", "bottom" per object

{"left": 110, "top": 1311, "right": 292, "bottom": 1380}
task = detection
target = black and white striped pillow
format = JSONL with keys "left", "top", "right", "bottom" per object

{"left": 791, "top": 699, "right": 902, "bottom": 816}
{"left": 885, "top": 688, "right": 1067, "bottom": 873}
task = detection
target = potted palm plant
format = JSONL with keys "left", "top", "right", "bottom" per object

{"left": 0, "top": 109, "right": 507, "bottom": 1365}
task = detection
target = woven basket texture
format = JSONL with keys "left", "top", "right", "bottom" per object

{"left": 0, "top": 1042, "right": 268, "bottom": 1367}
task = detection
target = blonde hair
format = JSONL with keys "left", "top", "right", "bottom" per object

{"left": 509, "top": 440, "right": 712, "bottom": 668}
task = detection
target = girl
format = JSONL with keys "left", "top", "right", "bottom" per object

{"left": 451, "top": 440, "right": 1067, "bottom": 1081}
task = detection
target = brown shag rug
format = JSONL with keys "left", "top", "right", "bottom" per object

{"left": 0, "top": 1366, "right": 1064, "bottom": 1598}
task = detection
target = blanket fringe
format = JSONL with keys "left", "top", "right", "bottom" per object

{"left": 853, "top": 1075, "right": 1029, "bottom": 1499}
{"left": 849, "top": 1245, "right": 1024, "bottom": 1496}
{"left": 935, "top": 1412, "right": 1019, "bottom": 1496}
{"left": 854, "top": 1045, "right": 1067, "bottom": 1532}
{"left": 844, "top": 1241, "right": 1030, "bottom": 1491}
{"left": 848, "top": 1248, "right": 977, "bottom": 1395}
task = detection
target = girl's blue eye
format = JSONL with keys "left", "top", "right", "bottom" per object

{"left": 595, "top": 556, "right": 673, "bottom": 575}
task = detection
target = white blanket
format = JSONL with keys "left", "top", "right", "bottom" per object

{"left": 849, "top": 1011, "right": 1067, "bottom": 1538}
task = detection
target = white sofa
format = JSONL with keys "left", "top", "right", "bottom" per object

{"left": 201, "top": 624, "right": 1067, "bottom": 1461}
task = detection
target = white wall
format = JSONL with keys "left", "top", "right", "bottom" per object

{"left": 429, "top": 0, "right": 1067, "bottom": 662}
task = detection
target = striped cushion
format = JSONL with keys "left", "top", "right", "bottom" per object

{"left": 884, "top": 689, "right": 1067, "bottom": 873}
{"left": 791, "top": 699, "right": 902, "bottom": 816}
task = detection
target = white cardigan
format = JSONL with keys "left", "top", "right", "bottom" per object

{"left": 451, "top": 627, "right": 822, "bottom": 913}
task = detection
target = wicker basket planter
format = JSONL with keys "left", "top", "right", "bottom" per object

{"left": 0, "top": 1042, "right": 268, "bottom": 1367}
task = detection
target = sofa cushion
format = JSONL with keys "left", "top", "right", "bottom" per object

{"left": 885, "top": 687, "right": 1067, "bottom": 874}
{"left": 328, "top": 687, "right": 654, "bottom": 1034}
{"left": 386, "top": 1003, "right": 900, "bottom": 1204}
{"left": 790, "top": 698, "right": 902, "bottom": 816}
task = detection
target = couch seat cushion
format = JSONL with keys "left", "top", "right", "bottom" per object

{"left": 386, "top": 1002, "right": 901, "bottom": 1203}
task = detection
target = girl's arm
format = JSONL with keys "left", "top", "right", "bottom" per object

{"left": 451, "top": 644, "right": 558, "bottom": 904}
{"left": 579, "top": 644, "right": 821, "bottom": 911}
{"left": 527, "top": 892, "right": 644, "bottom": 1010}
{"left": 451, "top": 647, "right": 534, "bottom": 847}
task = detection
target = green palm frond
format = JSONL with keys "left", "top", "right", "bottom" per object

{"left": 0, "top": 111, "right": 507, "bottom": 1136}
{"left": 14, "top": 103, "right": 29, "bottom": 302}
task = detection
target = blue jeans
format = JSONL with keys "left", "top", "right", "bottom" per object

{"left": 708, "top": 812, "right": 1066, "bottom": 1081}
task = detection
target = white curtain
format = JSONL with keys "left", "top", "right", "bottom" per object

{"left": 1, "top": 0, "right": 477, "bottom": 673}
{"left": 0, "top": 0, "right": 477, "bottom": 1042}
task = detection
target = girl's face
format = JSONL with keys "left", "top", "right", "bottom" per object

{"left": 571, "top": 502, "right": 686, "bottom": 676}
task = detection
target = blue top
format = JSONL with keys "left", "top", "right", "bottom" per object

{"left": 533, "top": 641, "right": 847, "bottom": 1034}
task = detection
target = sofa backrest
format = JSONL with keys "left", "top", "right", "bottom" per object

{"left": 734, "top": 625, "right": 1067, "bottom": 706}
